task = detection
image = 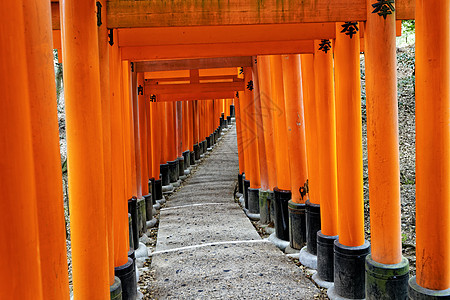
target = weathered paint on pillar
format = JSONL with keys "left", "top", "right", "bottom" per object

{"left": 269, "top": 55, "right": 291, "bottom": 191}
{"left": 257, "top": 56, "right": 278, "bottom": 191}
{"left": 282, "top": 55, "right": 308, "bottom": 204}
{"left": 415, "top": 0, "right": 450, "bottom": 290}
{"left": 334, "top": 23, "right": 365, "bottom": 247}
{"left": 0, "top": 2, "right": 43, "bottom": 298}
{"left": 314, "top": 40, "right": 338, "bottom": 237}
{"left": 365, "top": 0, "right": 401, "bottom": 265}
{"left": 61, "top": 0, "right": 110, "bottom": 297}
{"left": 301, "top": 54, "right": 320, "bottom": 205}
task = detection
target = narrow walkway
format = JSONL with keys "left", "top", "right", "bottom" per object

{"left": 150, "top": 126, "right": 319, "bottom": 299}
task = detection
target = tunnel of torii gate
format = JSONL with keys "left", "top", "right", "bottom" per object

{"left": 1, "top": 0, "right": 450, "bottom": 299}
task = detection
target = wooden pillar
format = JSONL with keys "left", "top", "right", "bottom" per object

{"left": 314, "top": 40, "right": 338, "bottom": 237}
{"left": 166, "top": 102, "right": 177, "bottom": 161}
{"left": 193, "top": 101, "right": 199, "bottom": 146}
{"left": 252, "top": 57, "right": 269, "bottom": 191}
{"left": 281, "top": 55, "right": 308, "bottom": 203}
{"left": 176, "top": 101, "right": 183, "bottom": 157}
{"left": 300, "top": 54, "right": 320, "bottom": 205}
{"left": 243, "top": 67, "right": 261, "bottom": 189}
{"left": 109, "top": 31, "right": 129, "bottom": 268}
{"left": 151, "top": 102, "right": 162, "bottom": 178}
{"left": 365, "top": 0, "right": 401, "bottom": 265}
{"left": 138, "top": 73, "right": 149, "bottom": 196}
{"left": 414, "top": 0, "right": 450, "bottom": 292}
{"left": 257, "top": 56, "right": 278, "bottom": 191}
{"left": 334, "top": 23, "right": 365, "bottom": 247}
{"left": 131, "top": 69, "right": 142, "bottom": 198}
{"left": 269, "top": 55, "right": 291, "bottom": 191}
{"left": 23, "top": 1, "right": 71, "bottom": 298}
{"left": 235, "top": 96, "right": 246, "bottom": 175}
{"left": 0, "top": 2, "right": 43, "bottom": 298}
{"left": 182, "top": 101, "right": 189, "bottom": 152}
{"left": 60, "top": 0, "right": 109, "bottom": 297}
{"left": 188, "top": 101, "right": 195, "bottom": 152}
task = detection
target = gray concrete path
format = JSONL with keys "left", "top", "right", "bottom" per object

{"left": 150, "top": 126, "right": 319, "bottom": 299}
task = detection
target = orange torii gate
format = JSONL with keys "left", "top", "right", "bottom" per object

{"left": 3, "top": 0, "right": 450, "bottom": 300}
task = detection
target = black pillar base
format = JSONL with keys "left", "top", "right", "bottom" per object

{"left": 408, "top": 276, "right": 450, "bottom": 299}
{"left": 183, "top": 150, "right": 190, "bottom": 169}
{"left": 248, "top": 187, "right": 260, "bottom": 214}
{"left": 243, "top": 179, "right": 250, "bottom": 209}
{"left": 332, "top": 240, "right": 371, "bottom": 299}
{"left": 128, "top": 213, "right": 133, "bottom": 252}
{"left": 144, "top": 193, "right": 152, "bottom": 222}
{"left": 202, "top": 139, "right": 207, "bottom": 154}
{"left": 227, "top": 115, "right": 232, "bottom": 124}
{"left": 238, "top": 173, "right": 244, "bottom": 194}
{"left": 114, "top": 257, "right": 137, "bottom": 300}
{"left": 288, "top": 200, "right": 306, "bottom": 250}
{"left": 137, "top": 197, "right": 147, "bottom": 237}
{"left": 110, "top": 276, "right": 122, "bottom": 300}
{"left": 306, "top": 200, "right": 321, "bottom": 255}
{"left": 160, "top": 163, "right": 170, "bottom": 186}
{"left": 190, "top": 151, "right": 195, "bottom": 165}
{"left": 177, "top": 156, "right": 185, "bottom": 177}
{"left": 194, "top": 144, "right": 200, "bottom": 160}
{"left": 154, "top": 179, "right": 163, "bottom": 201}
{"left": 168, "top": 159, "right": 179, "bottom": 183}
{"left": 149, "top": 178, "right": 155, "bottom": 204}
{"left": 128, "top": 197, "right": 139, "bottom": 250}
{"left": 317, "top": 230, "right": 338, "bottom": 283}
{"left": 230, "top": 104, "right": 235, "bottom": 117}
{"left": 273, "top": 187, "right": 291, "bottom": 241}
{"left": 210, "top": 133, "right": 215, "bottom": 145}
{"left": 206, "top": 136, "right": 211, "bottom": 148}
{"left": 365, "top": 254, "right": 409, "bottom": 300}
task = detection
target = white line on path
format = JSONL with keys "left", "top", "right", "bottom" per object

{"left": 160, "top": 203, "right": 228, "bottom": 211}
{"left": 149, "top": 239, "right": 270, "bottom": 256}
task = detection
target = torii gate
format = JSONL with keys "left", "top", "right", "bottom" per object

{"left": 1, "top": 1, "right": 448, "bottom": 300}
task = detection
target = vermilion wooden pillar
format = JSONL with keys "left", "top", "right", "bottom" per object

{"left": 61, "top": 0, "right": 109, "bottom": 297}
{"left": 188, "top": 101, "right": 195, "bottom": 153}
{"left": 131, "top": 70, "right": 143, "bottom": 198}
{"left": 151, "top": 102, "right": 162, "bottom": 179}
{"left": 269, "top": 55, "right": 291, "bottom": 191}
{"left": 23, "top": 1, "right": 70, "bottom": 298}
{"left": 0, "top": 2, "right": 43, "bottom": 299}
{"left": 235, "top": 96, "right": 246, "bottom": 176}
{"left": 138, "top": 73, "right": 149, "bottom": 196}
{"left": 281, "top": 55, "right": 308, "bottom": 204}
{"left": 182, "top": 101, "right": 189, "bottom": 152}
{"left": 411, "top": 0, "right": 450, "bottom": 297}
{"left": 97, "top": 0, "right": 115, "bottom": 285}
{"left": 109, "top": 30, "right": 129, "bottom": 269}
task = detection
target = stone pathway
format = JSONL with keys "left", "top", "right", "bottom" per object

{"left": 149, "top": 126, "right": 319, "bottom": 299}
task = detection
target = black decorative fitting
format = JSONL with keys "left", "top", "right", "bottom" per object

{"left": 150, "top": 95, "right": 157, "bottom": 103}
{"left": 96, "top": 2, "right": 102, "bottom": 27}
{"left": 246, "top": 80, "right": 254, "bottom": 91}
{"left": 299, "top": 179, "right": 309, "bottom": 200}
{"left": 108, "top": 29, "right": 114, "bottom": 46}
{"left": 372, "top": 0, "right": 395, "bottom": 19}
{"left": 138, "top": 85, "right": 143, "bottom": 96}
{"left": 318, "top": 39, "right": 332, "bottom": 53}
{"left": 130, "top": 62, "right": 134, "bottom": 72}
{"left": 239, "top": 67, "right": 244, "bottom": 75}
{"left": 236, "top": 92, "right": 239, "bottom": 98}
{"left": 254, "top": 58, "right": 257, "bottom": 64}
{"left": 341, "top": 22, "right": 359, "bottom": 39}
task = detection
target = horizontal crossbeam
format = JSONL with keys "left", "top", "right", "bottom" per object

{"left": 135, "top": 57, "right": 251, "bottom": 73}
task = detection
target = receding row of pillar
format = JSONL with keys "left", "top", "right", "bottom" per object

{"left": 235, "top": 9, "right": 450, "bottom": 299}
{"left": 0, "top": 0, "right": 235, "bottom": 298}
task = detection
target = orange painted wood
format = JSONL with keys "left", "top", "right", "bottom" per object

{"left": 252, "top": 57, "right": 269, "bottom": 190}
{"left": 97, "top": 0, "right": 115, "bottom": 284}
{"left": 138, "top": 73, "right": 150, "bottom": 195}
{"left": 121, "top": 40, "right": 314, "bottom": 61}
{"left": 109, "top": 31, "right": 129, "bottom": 268}
{"left": 182, "top": 101, "right": 190, "bottom": 152}
{"left": 269, "top": 55, "right": 291, "bottom": 191}
{"left": 364, "top": 1, "right": 402, "bottom": 265}
{"left": 105, "top": 0, "right": 414, "bottom": 28}
{"left": 300, "top": 54, "right": 319, "bottom": 205}
{"left": 136, "top": 57, "right": 252, "bottom": 72}
{"left": 176, "top": 101, "right": 183, "bottom": 156}
{"left": 193, "top": 101, "right": 199, "bottom": 146}
{"left": 242, "top": 67, "right": 261, "bottom": 189}
{"left": 415, "top": 0, "right": 450, "bottom": 290}
{"left": 60, "top": 0, "right": 109, "bottom": 297}
{"left": 281, "top": 55, "right": 308, "bottom": 204}
{"left": 131, "top": 70, "right": 143, "bottom": 198}
{"left": 257, "top": 56, "right": 278, "bottom": 191}
{"left": 334, "top": 23, "right": 365, "bottom": 247}
{"left": 151, "top": 102, "right": 163, "bottom": 177}
{"left": 188, "top": 101, "right": 195, "bottom": 151}
{"left": 23, "top": 0, "right": 71, "bottom": 297}
{"left": 235, "top": 97, "right": 246, "bottom": 174}
{"left": 0, "top": 2, "right": 44, "bottom": 298}
{"left": 145, "top": 81, "right": 245, "bottom": 95}
{"left": 314, "top": 41, "right": 338, "bottom": 237}
{"left": 165, "top": 102, "right": 177, "bottom": 161}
